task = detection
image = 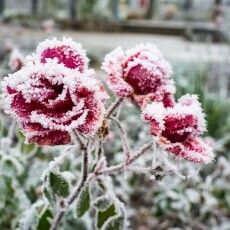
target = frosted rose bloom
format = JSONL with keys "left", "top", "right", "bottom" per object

{"left": 102, "top": 44, "right": 175, "bottom": 108}
{"left": 142, "top": 94, "right": 214, "bottom": 163}
{"left": 9, "top": 49, "right": 24, "bottom": 71}
{"left": 2, "top": 61, "right": 105, "bottom": 145}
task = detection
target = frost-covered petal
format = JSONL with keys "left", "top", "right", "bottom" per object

{"left": 165, "top": 137, "right": 214, "bottom": 164}
{"left": 36, "top": 37, "right": 88, "bottom": 72}
{"left": 28, "top": 130, "right": 71, "bottom": 145}
{"left": 124, "top": 43, "right": 164, "bottom": 63}
{"left": 23, "top": 122, "right": 71, "bottom": 145}
{"left": 162, "top": 113, "right": 198, "bottom": 143}
{"left": 123, "top": 43, "right": 173, "bottom": 81}
{"left": 133, "top": 83, "right": 175, "bottom": 108}
{"left": 142, "top": 93, "right": 212, "bottom": 164}
{"left": 82, "top": 69, "right": 109, "bottom": 103}
{"left": 142, "top": 102, "right": 165, "bottom": 136}
{"left": 71, "top": 86, "right": 105, "bottom": 135}
{"left": 178, "top": 94, "right": 206, "bottom": 134}
{"left": 162, "top": 94, "right": 206, "bottom": 142}
{"left": 102, "top": 47, "right": 124, "bottom": 77}
{"left": 102, "top": 47, "right": 133, "bottom": 97}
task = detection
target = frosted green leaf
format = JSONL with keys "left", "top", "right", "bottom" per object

{"left": 76, "top": 186, "right": 91, "bottom": 217}
{"left": 93, "top": 195, "right": 113, "bottom": 211}
{"left": 49, "top": 172, "right": 70, "bottom": 198}
{"left": 102, "top": 215, "right": 124, "bottom": 230}
{"left": 37, "top": 207, "right": 53, "bottom": 230}
{"left": 96, "top": 204, "right": 116, "bottom": 229}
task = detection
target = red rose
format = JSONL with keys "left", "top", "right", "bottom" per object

{"left": 142, "top": 94, "right": 214, "bottom": 163}
{"left": 2, "top": 62, "right": 105, "bottom": 145}
{"left": 102, "top": 44, "right": 175, "bottom": 108}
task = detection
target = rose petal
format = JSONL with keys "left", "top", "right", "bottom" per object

{"left": 166, "top": 137, "right": 214, "bottom": 164}
{"left": 36, "top": 37, "right": 88, "bottom": 72}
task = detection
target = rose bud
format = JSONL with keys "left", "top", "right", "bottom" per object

{"left": 102, "top": 44, "right": 175, "bottom": 108}
{"left": 142, "top": 94, "right": 214, "bottom": 164}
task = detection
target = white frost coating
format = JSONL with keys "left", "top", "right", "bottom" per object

{"left": 142, "top": 102, "right": 165, "bottom": 134}
{"left": 41, "top": 146, "right": 75, "bottom": 181}
{"left": 125, "top": 43, "right": 163, "bottom": 60}
{"left": 35, "top": 37, "right": 89, "bottom": 71}
{"left": 102, "top": 46, "right": 124, "bottom": 76}
{"left": 167, "top": 94, "right": 207, "bottom": 134}
{"left": 124, "top": 43, "right": 173, "bottom": 78}
{"left": 102, "top": 46, "right": 133, "bottom": 97}
{"left": 163, "top": 138, "right": 214, "bottom": 164}
{"left": 30, "top": 109, "right": 88, "bottom": 131}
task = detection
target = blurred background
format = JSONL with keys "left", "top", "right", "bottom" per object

{"left": 0, "top": 0, "right": 230, "bottom": 230}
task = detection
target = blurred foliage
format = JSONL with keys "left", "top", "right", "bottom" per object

{"left": 79, "top": 0, "right": 97, "bottom": 21}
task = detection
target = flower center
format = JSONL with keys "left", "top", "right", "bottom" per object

{"left": 124, "top": 64, "right": 161, "bottom": 95}
{"left": 162, "top": 115, "right": 198, "bottom": 143}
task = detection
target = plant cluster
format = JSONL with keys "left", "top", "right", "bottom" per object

{"left": 0, "top": 38, "right": 216, "bottom": 229}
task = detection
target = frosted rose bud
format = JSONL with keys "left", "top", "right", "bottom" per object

{"left": 9, "top": 49, "right": 24, "bottom": 71}
{"left": 36, "top": 37, "right": 89, "bottom": 72}
{"left": 102, "top": 44, "right": 175, "bottom": 108}
{"left": 2, "top": 62, "right": 105, "bottom": 146}
{"left": 142, "top": 94, "right": 214, "bottom": 163}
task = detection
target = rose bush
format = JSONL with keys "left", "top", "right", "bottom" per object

{"left": 0, "top": 37, "right": 215, "bottom": 230}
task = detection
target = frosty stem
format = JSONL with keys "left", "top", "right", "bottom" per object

{"left": 95, "top": 141, "right": 154, "bottom": 176}
{"left": 51, "top": 144, "right": 88, "bottom": 230}
{"left": 111, "top": 116, "right": 131, "bottom": 162}
{"left": 51, "top": 97, "right": 152, "bottom": 229}
{"left": 51, "top": 140, "right": 153, "bottom": 229}
{"left": 105, "top": 98, "right": 123, "bottom": 118}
